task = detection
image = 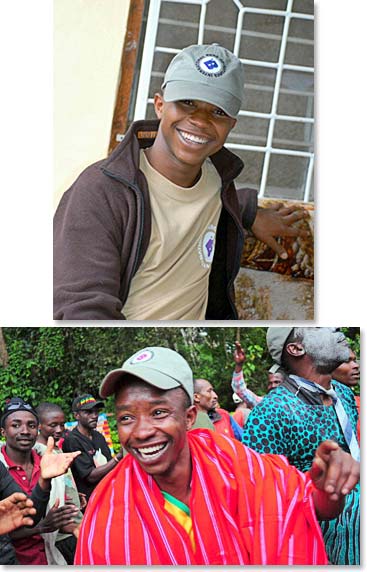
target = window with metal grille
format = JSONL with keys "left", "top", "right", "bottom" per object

{"left": 131, "top": 0, "right": 314, "bottom": 202}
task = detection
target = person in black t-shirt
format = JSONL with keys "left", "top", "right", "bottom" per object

{"left": 62, "top": 395, "right": 123, "bottom": 504}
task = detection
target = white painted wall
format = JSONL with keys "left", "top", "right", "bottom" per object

{"left": 54, "top": 0, "right": 130, "bottom": 209}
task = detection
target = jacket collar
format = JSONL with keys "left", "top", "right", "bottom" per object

{"left": 101, "top": 119, "right": 244, "bottom": 186}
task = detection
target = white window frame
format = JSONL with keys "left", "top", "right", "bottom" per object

{"left": 133, "top": 0, "right": 314, "bottom": 201}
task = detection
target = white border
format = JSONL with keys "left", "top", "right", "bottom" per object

{"left": 0, "top": 0, "right": 365, "bottom": 335}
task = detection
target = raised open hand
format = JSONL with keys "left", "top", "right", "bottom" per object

{"left": 40, "top": 436, "right": 81, "bottom": 480}
{"left": 233, "top": 341, "right": 246, "bottom": 366}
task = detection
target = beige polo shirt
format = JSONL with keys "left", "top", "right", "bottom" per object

{"left": 122, "top": 150, "right": 222, "bottom": 320}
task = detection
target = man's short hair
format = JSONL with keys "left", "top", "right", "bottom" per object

{"left": 36, "top": 402, "right": 64, "bottom": 420}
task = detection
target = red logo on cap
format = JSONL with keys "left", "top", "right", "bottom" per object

{"left": 131, "top": 350, "right": 154, "bottom": 364}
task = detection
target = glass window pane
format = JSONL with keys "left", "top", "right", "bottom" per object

{"left": 265, "top": 154, "right": 313, "bottom": 200}
{"left": 293, "top": 0, "right": 314, "bottom": 15}
{"left": 227, "top": 116, "right": 269, "bottom": 147}
{"left": 204, "top": 0, "right": 238, "bottom": 36}
{"left": 285, "top": 18, "right": 314, "bottom": 66}
{"left": 157, "top": 3, "right": 201, "bottom": 49}
{"left": 277, "top": 70, "right": 314, "bottom": 118}
{"left": 243, "top": 65, "right": 276, "bottom": 114}
{"left": 238, "top": 13, "right": 283, "bottom": 63}
{"left": 273, "top": 119, "right": 314, "bottom": 153}
{"left": 233, "top": 149, "right": 264, "bottom": 190}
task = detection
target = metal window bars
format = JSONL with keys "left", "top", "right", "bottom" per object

{"left": 133, "top": 0, "right": 314, "bottom": 202}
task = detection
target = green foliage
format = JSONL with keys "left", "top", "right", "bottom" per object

{"left": 0, "top": 327, "right": 269, "bottom": 414}
{"left": 340, "top": 327, "right": 360, "bottom": 396}
{"left": 341, "top": 328, "right": 360, "bottom": 358}
{"left": 0, "top": 326, "right": 361, "bottom": 416}
{"left": 106, "top": 415, "right": 121, "bottom": 454}
{"left": 0, "top": 328, "right": 75, "bottom": 411}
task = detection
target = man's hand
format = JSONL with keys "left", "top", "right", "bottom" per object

{"left": 309, "top": 440, "right": 359, "bottom": 520}
{"left": 78, "top": 492, "right": 87, "bottom": 511}
{"left": 0, "top": 493, "right": 36, "bottom": 534}
{"left": 310, "top": 440, "right": 359, "bottom": 500}
{"left": 40, "top": 436, "right": 81, "bottom": 480}
{"left": 60, "top": 521, "right": 80, "bottom": 534}
{"left": 61, "top": 496, "right": 82, "bottom": 533}
{"left": 37, "top": 498, "right": 80, "bottom": 534}
{"left": 234, "top": 341, "right": 246, "bottom": 367}
{"left": 251, "top": 204, "right": 309, "bottom": 260}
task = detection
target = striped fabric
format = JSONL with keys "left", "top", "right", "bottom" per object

{"left": 320, "top": 486, "right": 360, "bottom": 565}
{"left": 74, "top": 429, "right": 327, "bottom": 565}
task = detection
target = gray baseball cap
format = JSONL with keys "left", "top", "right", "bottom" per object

{"left": 161, "top": 44, "right": 244, "bottom": 118}
{"left": 266, "top": 328, "right": 294, "bottom": 365}
{"left": 99, "top": 347, "right": 194, "bottom": 404}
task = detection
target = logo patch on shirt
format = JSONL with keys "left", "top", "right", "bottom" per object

{"left": 198, "top": 226, "right": 216, "bottom": 268}
{"left": 195, "top": 54, "right": 225, "bottom": 77}
{"left": 130, "top": 349, "right": 154, "bottom": 364}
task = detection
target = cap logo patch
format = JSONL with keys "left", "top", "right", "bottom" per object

{"left": 196, "top": 54, "right": 225, "bottom": 78}
{"left": 130, "top": 350, "right": 154, "bottom": 365}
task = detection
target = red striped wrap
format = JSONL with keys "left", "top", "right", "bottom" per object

{"left": 75, "top": 429, "right": 327, "bottom": 565}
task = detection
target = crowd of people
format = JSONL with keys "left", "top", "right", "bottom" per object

{"left": 0, "top": 327, "right": 360, "bottom": 565}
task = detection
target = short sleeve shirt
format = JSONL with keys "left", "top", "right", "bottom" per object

{"left": 1, "top": 447, "right": 47, "bottom": 565}
{"left": 122, "top": 151, "right": 222, "bottom": 319}
{"left": 62, "top": 427, "right": 112, "bottom": 499}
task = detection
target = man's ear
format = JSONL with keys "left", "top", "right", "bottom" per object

{"left": 193, "top": 392, "right": 200, "bottom": 405}
{"left": 0, "top": 427, "right": 5, "bottom": 438}
{"left": 186, "top": 405, "right": 197, "bottom": 431}
{"left": 153, "top": 92, "right": 165, "bottom": 119}
{"left": 285, "top": 342, "right": 306, "bottom": 357}
{"left": 229, "top": 117, "right": 237, "bottom": 131}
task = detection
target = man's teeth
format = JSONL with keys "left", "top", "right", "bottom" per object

{"left": 179, "top": 130, "right": 209, "bottom": 144}
{"left": 137, "top": 443, "right": 167, "bottom": 458}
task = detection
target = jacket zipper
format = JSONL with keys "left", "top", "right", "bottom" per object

{"left": 101, "top": 168, "right": 145, "bottom": 304}
{"left": 221, "top": 183, "right": 245, "bottom": 319}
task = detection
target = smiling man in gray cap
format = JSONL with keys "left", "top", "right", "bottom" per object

{"left": 54, "top": 43, "right": 308, "bottom": 321}
{"left": 242, "top": 327, "right": 360, "bottom": 565}
{"left": 74, "top": 345, "right": 359, "bottom": 566}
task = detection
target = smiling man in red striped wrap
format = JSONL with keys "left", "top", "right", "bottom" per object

{"left": 74, "top": 347, "right": 359, "bottom": 565}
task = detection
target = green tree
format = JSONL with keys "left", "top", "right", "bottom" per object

{"left": 0, "top": 326, "right": 360, "bottom": 415}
